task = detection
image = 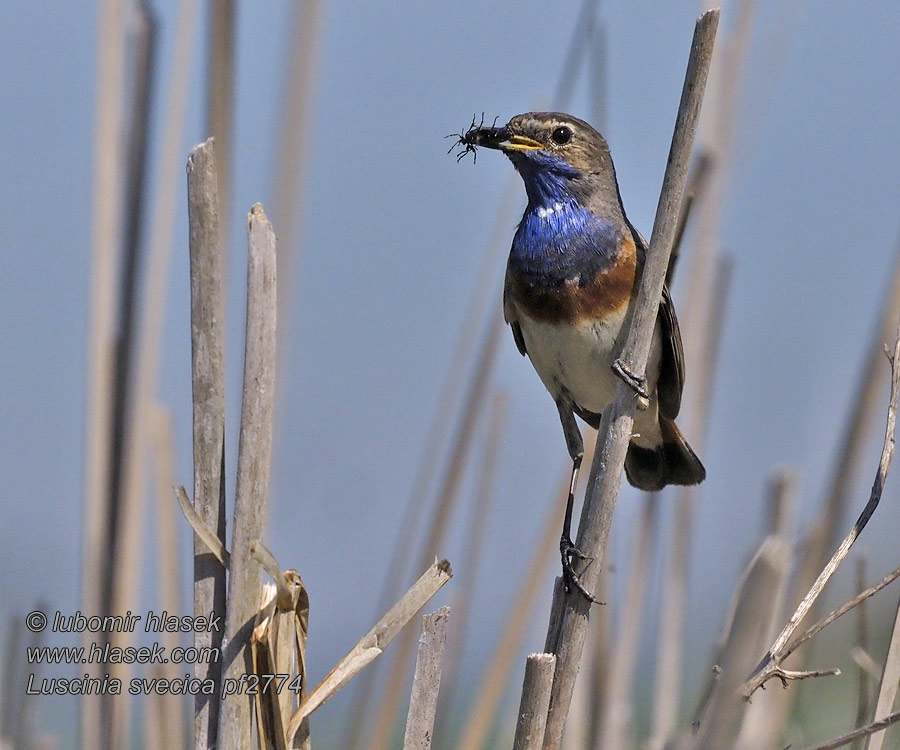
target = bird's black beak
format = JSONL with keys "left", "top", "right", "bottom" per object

{"left": 464, "top": 124, "right": 543, "bottom": 152}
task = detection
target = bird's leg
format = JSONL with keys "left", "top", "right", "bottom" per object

{"left": 611, "top": 358, "right": 651, "bottom": 409}
{"left": 555, "top": 401, "right": 601, "bottom": 604}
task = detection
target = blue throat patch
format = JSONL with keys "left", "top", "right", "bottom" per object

{"left": 508, "top": 153, "right": 621, "bottom": 287}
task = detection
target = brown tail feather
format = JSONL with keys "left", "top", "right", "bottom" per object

{"left": 624, "top": 415, "right": 706, "bottom": 491}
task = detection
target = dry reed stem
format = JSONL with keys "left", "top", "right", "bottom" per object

{"left": 694, "top": 533, "right": 793, "bottom": 747}
{"left": 403, "top": 607, "right": 451, "bottom": 749}
{"left": 541, "top": 13, "right": 719, "bottom": 748}
{"left": 853, "top": 558, "right": 871, "bottom": 750}
{"left": 799, "top": 237, "right": 900, "bottom": 620}
{"left": 863, "top": 589, "right": 900, "bottom": 750}
{"left": 774, "top": 235, "right": 900, "bottom": 733}
{"left": 218, "top": 204, "right": 278, "bottom": 747}
{"left": 733, "top": 471, "right": 798, "bottom": 750}
{"left": 149, "top": 406, "right": 185, "bottom": 749}
{"left": 186, "top": 137, "right": 228, "bottom": 748}
{"left": 83, "top": 0, "right": 126, "bottom": 744}
{"left": 514, "top": 654, "right": 557, "bottom": 750}
{"left": 436, "top": 390, "right": 508, "bottom": 740}
{"left": 285, "top": 560, "right": 452, "bottom": 743}
{"left": 803, "top": 711, "right": 900, "bottom": 750}
{"left": 250, "top": 555, "right": 310, "bottom": 750}
{"left": 744, "top": 323, "right": 900, "bottom": 697}
{"left": 345, "top": 186, "right": 520, "bottom": 750}
{"left": 458, "top": 452, "right": 588, "bottom": 750}
{"left": 109, "top": 3, "right": 200, "bottom": 744}
{"left": 370, "top": 315, "right": 503, "bottom": 750}
{"left": 763, "top": 235, "right": 900, "bottom": 742}
{"left": 273, "top": 0, "right": 325, "bottom": 368}
{"left": 1, "top": 620, "right": 24, "bottom": 742}
{"left": 206, "top": 0, "right": 234, "bottom": 259}
{"left": 553, "top": 0, "right": 600, "bottom": 111}
{"left": 588, "top": 20, "right": 608, "bottom": 130}
{"left": 649, "top": 243, "right": 732, "bottom": 750}
{"left": 597, "top": 493, "right": 660, "bottom": 750}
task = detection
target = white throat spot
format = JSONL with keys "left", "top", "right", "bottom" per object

{"left": 537, "top": 201, "right": 564, "bottom": 220}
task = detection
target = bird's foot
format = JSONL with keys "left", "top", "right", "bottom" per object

{"left": 560, "top": 536, "right": 602, "bottom": 604}
{"left": 612, "top": 358, "right": 650, "bottom": 410}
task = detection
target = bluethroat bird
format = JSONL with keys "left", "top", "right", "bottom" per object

{"left": 462, "top": 112, "right": 705, "bottom": 601}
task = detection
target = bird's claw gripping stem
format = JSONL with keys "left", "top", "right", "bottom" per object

{"left": 612, "top": 358, "right": 650, "bottom": 409}
{"left": 560, "top": 537, "right": 602, "bottom": 604}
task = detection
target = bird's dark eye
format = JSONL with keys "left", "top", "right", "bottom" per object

{"left": 551, "top": 126, "right": 572, "bottom": 145}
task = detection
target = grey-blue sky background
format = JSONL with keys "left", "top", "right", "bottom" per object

{"left": 3, "top": 1, "right": 900, "bottom": 746}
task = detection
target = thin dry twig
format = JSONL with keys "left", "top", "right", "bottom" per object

{"left": 403, "top": 607, "right": 451, "bottom": 750}
{"left": 514, "top": 654, "right": 557, "bottom": 750}
{"left": 540, "top": 12, "right": 719, "bottom": 748}
{"left": 743, "top": 325, "right": 900, "bottom": 698}
{"left": 770, "top": 564, "right": 900, "bottom": 668}
{"left": 285, "top": 560, "right": 452, "bottom": 743}
{"left": 800, "top": 711, "right": 900, "bottom": 750}
{"left": 175, "top": 485, "right": 229, "bottom": 567}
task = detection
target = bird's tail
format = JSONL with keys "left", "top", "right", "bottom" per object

{"left": 624, "top": 415, "right": 706, "bottom": 492}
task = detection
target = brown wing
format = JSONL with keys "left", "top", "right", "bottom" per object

{"left": 625, "top": 220, "right": 684, "bottom": 420}
{"left": 503, "top": 270, "right": 527, "bottom": 356}
{"left": 657, "top": 284, "right": 685, "bottom": 419}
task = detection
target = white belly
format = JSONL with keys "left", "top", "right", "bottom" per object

{"left": 516, "top": 307, "right": 663, "bottom": 445}
{"left": 517, "top": 308, "right": 628, "bottom": 413}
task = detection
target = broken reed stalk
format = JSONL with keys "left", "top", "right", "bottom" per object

{"left": 743, "top": 320, "right": 900, "bottom": 697}
{"left": 692, "top": 474, "right": 795, "bottom": 749}
{"left": 370, "top": 314, "right": 503, "bottom": 750}
{"left": 218, "top": 205, "right": 278, "bottom": 747}
{"left": 186, "top": 138, "right": 228, "bottom": 748}
{"left": 285, "top": 560, "right": 452, "bottom": 743}
{"left": 403, "top": 607, "right": 451, "bottom": 750}
{"left": 539, "top": 12, "right": 719, "bottom": 748}
{"left": 865, "top": 589, "right": 900, "bottom": 750}
{"left": 733, "top": 472, "right": 798, "bottom": 750}
{"left": 513, "top": 654, "right": 557, "bottom": 750}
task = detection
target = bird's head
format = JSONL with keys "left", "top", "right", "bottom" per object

{"left": 465, "top": 112, "right": 622, "bottom": 213}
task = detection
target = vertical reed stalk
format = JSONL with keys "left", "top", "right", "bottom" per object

{"left": 186, "top": 138, "right": 228, "bottom": 748}
{"left": 541, "top": 14, "right": 718, "bottom": 747}
{"left": 218, "top": 205, "right": 278, "bottom": 747}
